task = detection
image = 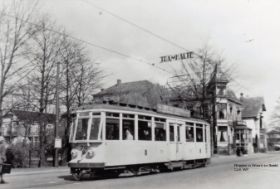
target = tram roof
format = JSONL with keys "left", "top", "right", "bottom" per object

{"left": 75, "top": 103, "right": 208, "bottom": 124}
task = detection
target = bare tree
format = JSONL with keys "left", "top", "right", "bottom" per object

{"left": 167, "top": 46, "right": 230, "bottom": 118}
{"left": 73, "top": 59, "right": 103, "bottom": 107}
{"left": 23, "top": 17, "right": 63, "bottom": 166}
{"left": 59, "top": 36, "right": 88, "bottom": 163}
{"left": 0, "top": 0, "right": 37, "bottom": 133}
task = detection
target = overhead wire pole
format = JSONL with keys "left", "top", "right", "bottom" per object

{"left": 211, "top": 63, "right": 218, "bottom": 155}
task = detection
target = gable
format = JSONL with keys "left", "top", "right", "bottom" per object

{"left": 242, "top": 97, "right": 265, "bottom": 118}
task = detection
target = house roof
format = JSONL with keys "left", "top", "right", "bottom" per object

{"left": 10, "top": 110, "right": 56, "bottom": 123}
{"left": 94, "top": 80, "right": 168, "bottom": 108}
{"left": 95, "top": 80, "right": 154, "bottom": 96}
{"left": 267, "top": 130, "right": 280, "bottom": 135}
{"left": 241, "top": 97, "right": 266, "bottom": 118}
{"left": 226, "top": 89, "right": 241, "bottom": 104}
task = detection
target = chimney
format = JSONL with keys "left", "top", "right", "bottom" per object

{"left": 117, "top": 79, "right": 121, "bottom": 86}
{"left": 240, "top": 93, "right": 244, "bottom": 102}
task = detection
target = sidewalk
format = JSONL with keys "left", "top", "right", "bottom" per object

{"left": 210, "top": 151, "right": 280, "bottom": 166}
{"left": 7, "top": 166, "right": 69, "bottom": 176}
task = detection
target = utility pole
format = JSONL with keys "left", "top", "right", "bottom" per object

{"left": 211, "top": 63, "right": 218, "bottom": 155}
{"left": 54, "top": 61, "right": 60, "bottom": 167}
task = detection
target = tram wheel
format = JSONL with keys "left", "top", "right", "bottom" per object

{"left": 72, "top": 172, "right": 83, "bottom": 181}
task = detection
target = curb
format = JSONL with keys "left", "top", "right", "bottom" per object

{"left": 7, "top": 167, "right": 69, "bottom": 176}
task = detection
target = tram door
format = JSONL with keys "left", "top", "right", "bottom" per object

{"left": 168, "top": 123, "right": 183, "bottom": 161}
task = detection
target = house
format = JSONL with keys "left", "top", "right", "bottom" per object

{"left": 1, "top": 110, "right": 56, "bottom": 147}
{"left": 241, "top": 96, "right": 267, "bottom": 152}
{"left": 169, "top": 69, "right": 252, "bottom": 155}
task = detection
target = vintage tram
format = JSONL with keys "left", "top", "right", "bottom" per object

{"left": 68, "top": 103, "right": 211, "bottom": 180}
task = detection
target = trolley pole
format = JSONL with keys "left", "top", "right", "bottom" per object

{"left": 54, "top": 61, "right": 60, "bottom": 167}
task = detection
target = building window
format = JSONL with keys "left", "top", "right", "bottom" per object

{"left": 219, "top": 111, "right": 225, "bottom": 119}
{"left": 219, "top": 126, "right": 228, "bottom": 142}
{"left": 218, "top": 87, "right": 224, "bottom": 96}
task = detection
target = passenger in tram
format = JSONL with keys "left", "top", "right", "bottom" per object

{"left": 106, "top": 127, "right": 115, "bottom": 140}
{"left": 189, "top": 133, "right": 193, "bottom": 141}
{"left": 125, "top": 129, "right": 133, "bottom": 140}
{"left": 143, "top": 129, "right": 150, "bottom": 140}
{"left": 197, "top": 133, "right": 202, "bottom": 141}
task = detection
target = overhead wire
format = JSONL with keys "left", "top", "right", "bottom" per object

{"left": 3, "top": 13, "right": 173, "bottom": 75}
{"left": 79, "top": 0, "right": 195, "bottom": 53}
{"left": 79, "top": 0, "right": 253, "bottom": 94}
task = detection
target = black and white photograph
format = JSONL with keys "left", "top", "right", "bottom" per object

{"left": 0, "top": 0, "right": 280, "bottom": 188}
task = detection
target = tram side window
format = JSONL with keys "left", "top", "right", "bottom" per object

{"left": 138, "top": 115, "right": 152, "bottom": 141}
{"left": 76, "top": 118, "right": 89, "bottom": 140}
{"left": 106, "top": 118, "right": 119, "bottom": 140}
{"left": 123, "top": 115, "right": 135, "bottom": 140}
{"left": 204, "top": 125, "right": 207, "bottom": 142}
{"left": 196, "top": 124, "right": 203, "bottom": 142}
{"left": 169, "top": 124, "right": 175, "bottom": 142}
{"left": 155, "top": 119, "right": 166, "bottom": 141}
{"left": 186, "top": 122, "right": 194, "bottom": 142}
{"left": 90, "top": 117, "right": 101, "bottom": 140}
{"left": 177, "top": 126, "right": 181, "bottom": 142}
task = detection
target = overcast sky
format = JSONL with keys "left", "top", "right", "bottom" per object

{"left": 3, "top": 0, "right": 280, "bottom": 124}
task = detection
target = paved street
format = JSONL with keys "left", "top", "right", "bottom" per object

{"left": 2, "top": 152, "right": 280, "bottom": 189}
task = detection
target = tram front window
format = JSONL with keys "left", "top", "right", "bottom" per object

{"left": 90, "top": 117, "right": 101, "bottom": 140}
{"left": 75, "top": 116, "right": 101, "bottom": 141}
{"left": 75, "top": 118, "right": 89, "bottom": 140}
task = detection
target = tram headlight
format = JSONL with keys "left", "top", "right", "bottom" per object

{"left": 71, "top": 150, "right": 78, "bottom": 159}
{"left": 86, "top": 151, "right": 95, "bottom": 159}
